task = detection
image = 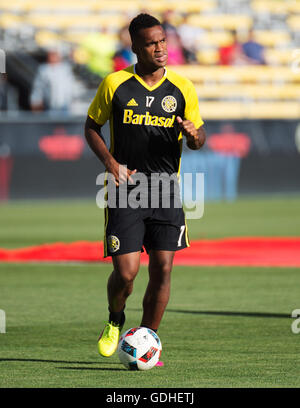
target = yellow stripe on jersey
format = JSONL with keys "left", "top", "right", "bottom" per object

{"left": 88, "top": 66, "right": 135, "bottom": 126}
{"left": 166, "top": 69, "right": 204, "bottom": 130}
{"left": 133, "top": 69, "right": 167, "bottom": 92}
{"left": 109, "top": 119, "right": 115, "bottom": 155}
{"left": 177, "top": 138, "right": 183, "bottom": 178}
{"left": 185, "top": 219, "right": 190, "bottom": 247}
{"left": 88, "top": 66, "right": 135, "bottom": 154}
{"left": 103, "top": 171, "right": 109, "bottom": 257}
{"left": 104, "top": 206, "right": 108, "bottom": 257}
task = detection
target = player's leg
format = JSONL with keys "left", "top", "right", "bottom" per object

{"left": 98, "top": 252, "right": 141, "bottom": 357}
{"left": 141, "top": 205, "right": 189, "bottom": 332}
{"left": 98, "top": 202, "right": 144, "bottom": 357}
{"left": 108, "top": 251, "right": 141, "bottom": 323}
{"left": 140, "top": 250, "right": 175, "bottom": 331}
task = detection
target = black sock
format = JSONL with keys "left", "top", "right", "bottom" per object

{"left": 141, "top": 325, "right": 157, "bottom": 333}
{"left": 109, "top": 308, "right": 125, "bottom": 327}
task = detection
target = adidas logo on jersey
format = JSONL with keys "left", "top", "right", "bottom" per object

{"left": 123, "top": 109, "right": 175, "bottom": 128}
{"left": 127, "top": 98, "right": 139, "bottom": 106}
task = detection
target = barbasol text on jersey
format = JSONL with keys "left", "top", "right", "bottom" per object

{"left": 123, "top": 109, "right": 176, "bottom": 128}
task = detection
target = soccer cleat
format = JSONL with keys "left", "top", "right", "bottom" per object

{"left": 156, "top": 361, "right": 164, "bottom": 367}
{"left": 98, "top": 322, "right": 122, "bottom": 357}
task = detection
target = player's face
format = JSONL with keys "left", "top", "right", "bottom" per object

{"left": 133, "top": 25, "right": 168, "bottom": 69}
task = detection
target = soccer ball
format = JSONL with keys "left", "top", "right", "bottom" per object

{"left": 117, "top": 327, "right": 162, "bottom": 371}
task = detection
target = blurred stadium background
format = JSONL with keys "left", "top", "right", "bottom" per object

{"left": 1, "top": 1, "right": 300, "bottom": 389}
{"left": 0, "top": 0, "right": 300, "bottom": 202}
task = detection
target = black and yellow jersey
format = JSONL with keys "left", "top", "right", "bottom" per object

{"left": 88, "top": 65, "right": 204, "bottom": 177}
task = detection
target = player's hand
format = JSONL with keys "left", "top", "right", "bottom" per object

{"left": 176, "top": 116, "right": 198, "bottom": 138}
{"left": 118, "top": 164, "right": 137, "bottom": 186}
{"left": 176, "top": 116, "right": 205, "bottom": 150}
{"left": 105, "top": 157, "right": 137, "bottom": 186}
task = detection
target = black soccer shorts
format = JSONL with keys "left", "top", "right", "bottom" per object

{"left": 103, "top": 205, "right": 190, "bottom": 257}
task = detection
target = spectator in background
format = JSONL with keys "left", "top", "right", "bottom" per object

{"left": 113, "top": 26, "right": 136, "bottom": 72}
{"left": 206, "top": 124, "right": 251, "bottom": 201}
{"left": 30, "top": 49, "right": 75, "bottom": 113}
{"left": 219, "top": 30, "right": 249, "bottom": 66}
{"left": 242, "top": 29, "right": 265, "bottom": 65}
{"left": 177, "top": 13, "right": 201, "bottom": 64}
{"left": 79, "top": 28, "right": 116, "bottom": 79}
{"left": 161, "top": 9, "right": 185, "bottom": 65}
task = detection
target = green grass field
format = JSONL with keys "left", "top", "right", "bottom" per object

{"left": 1, "top": 196, "right": 300, "bottom": 388}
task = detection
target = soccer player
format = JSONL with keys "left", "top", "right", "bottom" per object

{"left": 85, "top": 13, "right": 206, "bottom": 361}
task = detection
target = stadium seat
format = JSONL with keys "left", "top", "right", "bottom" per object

{"left": 252, "top": 30, "right": 291, "bottom": 47}
{"left": 196, "top": 49, "right": 219, "bottom": 65}
{"left": 265, "top": 49, "right": 294, "bottom": 65}
{"left": 171, "top": 66, "right": 300, "bottom": 84}
{"left": 288, "top": 1, "right": 300, "bottom": 13}
{"left": 199, "top": 101, "right": 300, "bottom": 119}
{"left": 198, "top": 101, "right": 244, "bottom": 119}
{"left": 64, "top": 32, "right": 118, "bottom": 45}
{"left": 196, "top": 31, "right": 233, "bottom": 48}
{"left": 93, "top": 0, "right": 217, "bottom": 13}
{"left": 246, "top": 102, "right": 300, "bottom": 119}
{"left": 0, "top": 14, "right": 21, "bottom": 29}
{"left": 25, "top": 1, "right": 95, "bottom": 13}
{"left": 252, "top": 0, "right": 300, "bottom": 15}
{"left": 251, "top": 0, "right": 289, "bottom": 15}
{"left": 287, "top": 15, "right": 300, "bottom": 31}
{"left": 154, "top": 0, "right": 217, "bottom": 13}
{"left": 25, "top": 14, "right": 126, "bottom": 30}
{"left": 186, "top": 14, "right": 253, "bottom": 30}
{"left": 92, "top": 0, "right": 141, "bottom": 12}
{"left": 25, "top": 15, "right": 71, "bottom": 30}
{"left": 197, "top": 47, "right": 295, "bottom": 66}
{"left": 65, "top": 15, "right": 127, "bottom": 30}
{"left": 0, "top": 0, "right": 28, "bottom": 13}
{"left": 194, "top": 84, "right": 300, "bottom": 100}
{"left": 34, "top": 30, "right": 61, "bottom": 48}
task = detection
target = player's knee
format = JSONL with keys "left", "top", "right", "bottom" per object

{"left": 153, "top": 257, "right": 172, "bottom": 272}
{"left": 161, "top": 262, "right": 172, "bottom": 278}
{"left": 115, "top": 268, "right": 138, "bottom": 288}
{"left": 150, "top": 261, "right": 172, "bottom": 285}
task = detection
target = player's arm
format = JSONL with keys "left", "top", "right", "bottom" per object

{"left": 84, "top": 116, "right": 136, "bottom": 185}
{"left": 176, "top": 116, "right": 206, "bottom": 150}
{"left": 179, "top": 79, "right": 206, "bottom": 150}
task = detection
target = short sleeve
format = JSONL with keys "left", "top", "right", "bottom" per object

{"left": 87, "top": 76, "right": 113, "bottom": 125}
{"left": 184, "top": 80, "right": 204, "bottom": 129}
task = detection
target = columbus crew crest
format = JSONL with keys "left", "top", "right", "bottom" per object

{"left": 108, "top": 235, "right": 120, "bottom": 253}
{"left": 161, "top": 95, "right": 177, "bottom": 113}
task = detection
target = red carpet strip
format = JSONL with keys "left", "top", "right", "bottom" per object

{"left": 0, "top": 237, "right": 300, "bottom": 267}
